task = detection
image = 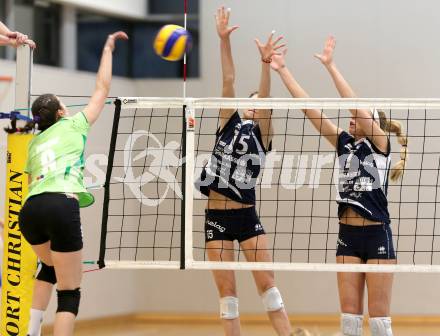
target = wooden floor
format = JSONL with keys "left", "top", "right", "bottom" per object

{"left": 42, "top": 314, "right": 440, "bottom": 336}
{"left": 67, "top": 324, "right": 440, "bottom": 336}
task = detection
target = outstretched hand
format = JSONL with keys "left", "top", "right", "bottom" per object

{"left": 6, "top": 31, "right": 36, "bottom": 49}
{"left": 215, "top": 6, "right": 239, "bottom": 39}
{"left": 104, "top": 31, "right": 129, "bottom": 52}
{"left": 314, "top": 35, "right": 336, "bottom": 66}
{"left": 270, "top": 48, "right": 288, "bottom": 72}
{"left": 7, "top": 31, "right": 27, "bottom": 44}
{"left": 255, "top": 31, "right": 286, "bottom": 63}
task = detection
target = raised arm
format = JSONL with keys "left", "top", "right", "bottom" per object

{"left": 253, "top": 31, "right": 285, "bottom": 149}
{"left": 215, "top": 7, "right": 239, "bottom": 131}
{"left": 0, "top": 21, "right": 9, "bottom": 36}
{"left": 83, "top": 31, "right": 128, "bottom": 125}
{"left": 271, "top": 49, "right": 341, "bottom": 148}
{"left": 0, "top": 21, "right": 35, "bottom": 48}
{"left": 315, "top": 36, "right": 387, "bottom": 152}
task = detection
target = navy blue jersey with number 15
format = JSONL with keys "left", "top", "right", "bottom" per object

{"left": 196, "top": 111, "right": 271, "bottom": 205}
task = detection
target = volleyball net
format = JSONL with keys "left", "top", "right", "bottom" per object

{"left": 99, "top": 97, "right": 440, "bottom": 272}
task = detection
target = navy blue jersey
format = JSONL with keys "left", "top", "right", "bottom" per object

{"left": 196, "top": 111, "right": 271, "bottom": 205}
{"left": 337, "top": 131, "right": 391, "bottom": 224}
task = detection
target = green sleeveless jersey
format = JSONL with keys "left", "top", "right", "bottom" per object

{"left": 24, "top": 111, "right": 94, "bottom": 207}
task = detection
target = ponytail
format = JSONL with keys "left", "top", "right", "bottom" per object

{"left": 4, "top": 94, "right": 61, "bottom": 134}
{"left": 21, "top": 120, "right": 38, "bottom": 133}
{"left": 4, "top": 117, "right": 38, "bottom": 134}
{"left": 378, "top": 111, "right": 408, "bottom": 181}
{"left": 4, "top": 118, "right": 18, "bottom": 134}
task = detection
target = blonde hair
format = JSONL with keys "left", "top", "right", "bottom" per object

{"left": 378, "top": 111, "right": 408, "bottom": 181}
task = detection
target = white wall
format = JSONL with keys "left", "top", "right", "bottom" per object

{"left": 1, "top": 0, "right": 440, "bottom": 325}
{"left": 49, "top": 0, "right": 148, "bottom": 20}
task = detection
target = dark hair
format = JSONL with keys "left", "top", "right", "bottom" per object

{"left": 4, "top": 118, "right": 18, "bottom": 134}
{"left": 21, "top": 93, "right": 61, "bottom": 133}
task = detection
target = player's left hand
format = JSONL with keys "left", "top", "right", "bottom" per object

{"left": 270, "top": 48, "right": 288, "bottom": 72}
{"left": 314, "top": 35, "right": 336, "bottom": 66}
{"left": 255, "top": 31, "right": 286, "bottom": 63}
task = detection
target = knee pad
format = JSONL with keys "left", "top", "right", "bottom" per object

{"left": 36, "top": 262, "right": 57, "bottom": 284}
{"left": 261, "top": 287, "right": 284, "bottom": 312}
{"left": 369, "top": 317, "right": 393, "bottom": 336}
{"left": 341, "top": 313, "right": 363, "bottom": 336}
{"left": 56, "top": 288, "right": 81, "bottom": 316}
{"left": 219, "top": 296, "right": 239, "bottom": 320}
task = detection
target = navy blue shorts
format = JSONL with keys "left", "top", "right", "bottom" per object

{"left": 336, "top": 223, "right": 396, "bottom": 262}
{"left": 205, "top": 207, "right": 265, "bottom": 243}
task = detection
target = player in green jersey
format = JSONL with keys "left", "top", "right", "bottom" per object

{"left": 19, "top": 31, "right": 128, "bottom": 336}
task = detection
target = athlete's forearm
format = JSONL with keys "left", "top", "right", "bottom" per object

{"left": 95, "top": 46, "right": 113, "bottom": 97}
{"left": 0, "top": 21, "right": 11, "bottom": 36}
{"left": 276, "top": 66, "right": 339, "bottom": 146}
{"left": 220, "top": 37, "right": 235, "bottom": 97}
{"left": 324, "top": 62, "right": 357, "bottom": 98}
{"left": 277, "top": 66, "right": 309, "bottom": 99}
{"left": 0, "top": 34, "right": 12, "bottom": 47}
{"left": 258, "top": 61, "right": 270, "bottom": 98}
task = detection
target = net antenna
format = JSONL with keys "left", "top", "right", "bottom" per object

{"left": 183, "top": 0, "right": 188, "bottom": 99}
{"left": 99, "top": 97, "right": 440, "bottom": 273}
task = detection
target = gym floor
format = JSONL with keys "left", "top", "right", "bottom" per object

{"left": 42, "top": 315, "right": 440, "bottom": 336}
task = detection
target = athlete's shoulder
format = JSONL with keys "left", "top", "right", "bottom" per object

{"left": 337, "top": 131, "right": 354, "bottom": 154}
{"left": 217, "top": 111, "right": 241, "bottom": 136}
{"left": 364, "top": 137, "right": 391, "bottom": 157}
{"left": 62, "top": 111, "right": 90, "bottom": 134}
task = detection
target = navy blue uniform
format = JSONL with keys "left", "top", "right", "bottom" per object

{"left": 336, "top": 131, "right": 396, "bottom": 261}
{"left": 196, "top": 111, "right": 271, "bottom": 242}
{"left": 197, "top": 111, "right": 270, "bottom": 205}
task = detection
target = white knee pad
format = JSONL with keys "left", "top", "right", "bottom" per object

{"left": 341, "top": 313, "right": 363, "bottom": 336}
{"left": 261, "top": 287, "right": 284, "bottom": 312}
{"left": 220, "top": 296, "right": 239, "bottom": 320}
{"left": 369, "top": 317, "right": 393, "bottom": 336}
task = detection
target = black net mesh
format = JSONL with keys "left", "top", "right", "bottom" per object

{"left": 100, "top": 101, "right": 440, "bottom": 269}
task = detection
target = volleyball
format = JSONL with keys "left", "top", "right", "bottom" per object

{"left": 153, "top": 24, "right": 192, "bottom": 61}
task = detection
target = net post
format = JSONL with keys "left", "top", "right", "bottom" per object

{"left": 15, "top": 44, "right": 33, "bottom": 114}
{"left": 1, "top": 44, "right": 35, "bottom": 336}
{"left": 180, "top": 105, "right": 186, "bottom": 270}
{"left": 98, "top": 98, "right": 121, "bottom": 269}
{"left": 181, "top": 101, "right": 195, "bottom": 269}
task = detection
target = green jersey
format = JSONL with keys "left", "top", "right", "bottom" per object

{"left": 25, "top": 111, "right": 94, "bottom": 207}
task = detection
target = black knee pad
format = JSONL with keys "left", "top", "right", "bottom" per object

{"left": 57, "top": 288, "right": 81, "bottom": 316}
{"left": 36, "top": 262, "right": 57, "bottom": 284}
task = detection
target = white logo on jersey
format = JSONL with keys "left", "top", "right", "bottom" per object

{"left": 206, "top": 230, "right": 214, "bottom": 240}
{"left": 337, "top": 238, "right": 348, "bottom": 248}
{"left": 377, "top": 246, "right": 387, "bottom": 255}
{"left": 255, "top": 223, "right": 263, "bottom": 231}
{"left": 354, "top": 176, "right": 373, "bottom": 191}
{"left": 114, "top": 130, "right": 183, "bottom": 206}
